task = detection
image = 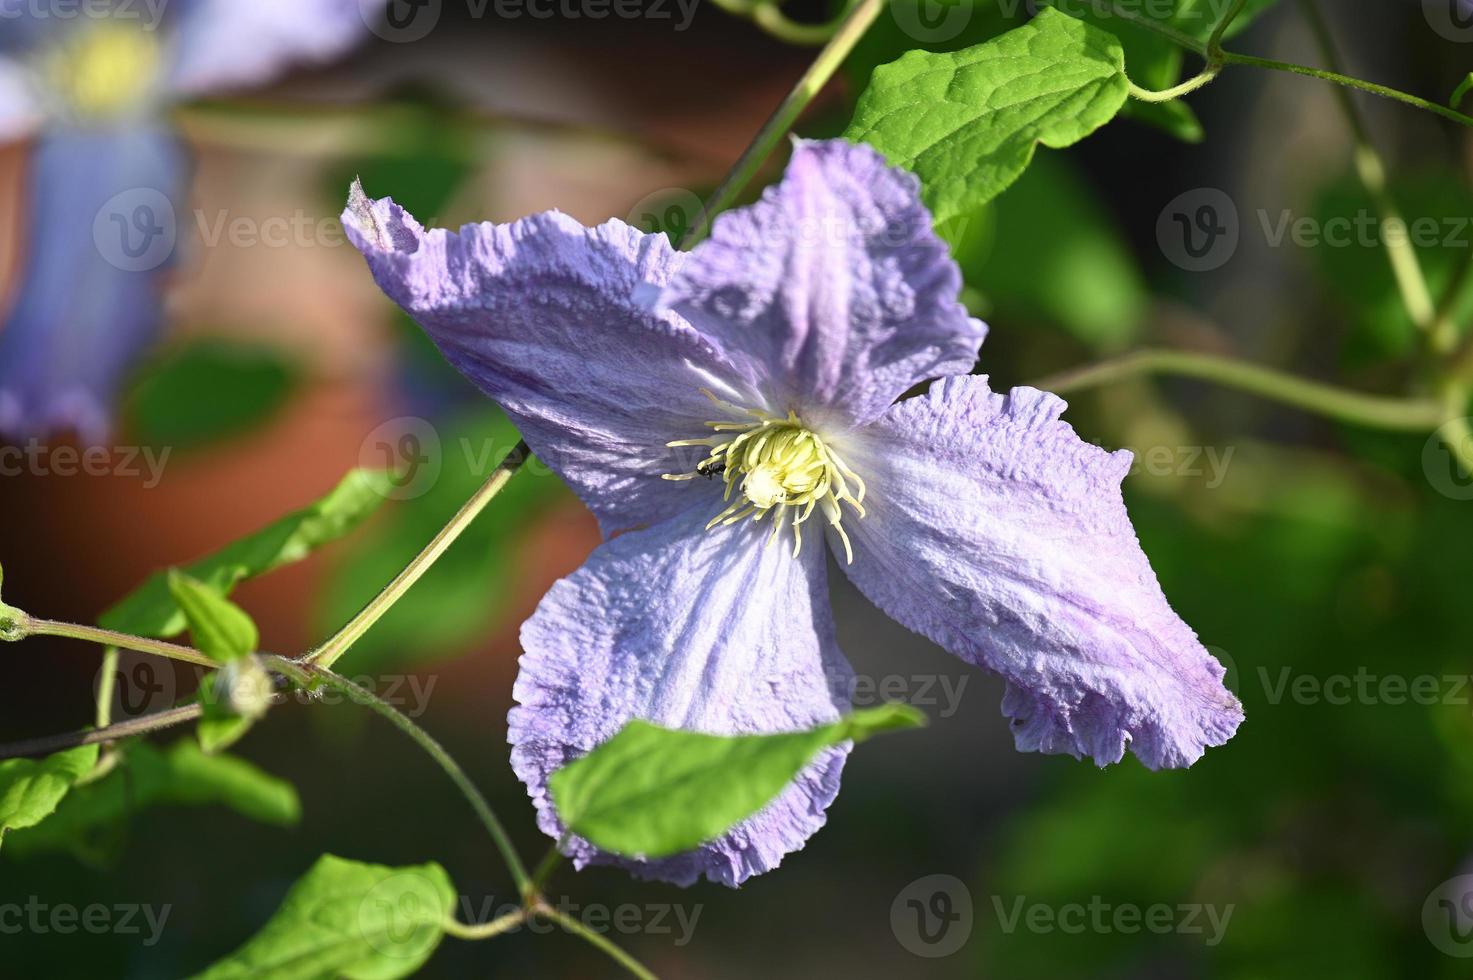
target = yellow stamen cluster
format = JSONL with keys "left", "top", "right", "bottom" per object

{"left": 664, "top": 393, "right": 866, "bottom": 562}
{"left": 48, "top": 23, "right": 160, "bottom": 120}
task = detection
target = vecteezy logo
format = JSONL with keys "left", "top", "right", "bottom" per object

{"left": 359, "top": 872, "right": 447, "bottom": 959}
{"left": 1425, "top": 0, "right": 1473, "bottom": 42}
{"left": 1157, "top": 188, "right": 1240, "bottom": 273}
{"left": 889, "top": 0, "right": 973, "bottom": 43}
{"left": 625, "top": 188, "right": 705, "bottom": 246}
{"left": 94, "top": 651, "right": 178, "bottom": 719}
{"left": 359, "top": 417, "right": 442, "bottom": 500}
{"left": 1423, "top": 874, "right": 1473, "bottom": 957}
{"left": 93, "top": 188, "right": 176, "bottom": 272}
{"left": 1423, "top": 419, "right": 1473, "bottom": 501}
{"left": 1206, "top": 645, "right": 1239, "bottom": 695}
{"left": 363, "top": 0, "right": 442, "bottom": 43}
{"left": 890, "top": 874, "right": 973, "bottom": 958}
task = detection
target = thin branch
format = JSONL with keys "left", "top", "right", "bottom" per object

{"left": 308, "top": 441, "right": 530, "bottom": 670}
{"left": 1033, "top": 349, "right": 1449, "bottom": 431}
{"left": 0, "top": 704, "right": 204, "bottom": 761}
{"left": 443, "top": 909, "right": 528, "bottom": 942}
{"left": 681, "top": 0, "right": 885, "bottom": 248}
{"left": 533, "top": 901, "right": 659, "bottom": 980}
{"left": 295, "top": 663, "right": 535, "bottom": 898}
{"left": 1297, "top": 0, "right": 1440, "bottom": 346}
{"left": 11, "top": 616, "right": 216, "bottom": 667}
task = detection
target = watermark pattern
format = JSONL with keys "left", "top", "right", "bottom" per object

{"left": 1424, "top": 420, "right": 1473, "bottom": 501}
{"left": 1424, "top": 874, "right": 1473, "bottom": 957}
{"left": 357, "top": 416, "right": 560, "bottom": 500}
{"left": 828, "top": 671, "right": 971, "bottom": 718}
{"left": 94, "top": 655, "right": 442, "bottom": 720}
{"left": 0, "top": 0, "right": 169, "bottom": 29}
{"left": 1424, "top": 0, "right": 1473, "bottom": 43}
{"left": 95, "top": 651, "right": 180, "bottom": 719}
{"left": 361, "top": 0, "right": 699, "bottom": 43}
{"left": 1157, "top": 188, "right": 1240, "bottom": 273}
{"left": 93, "top": 188, "right": 177, "bottom": 273}
{"left": 1258, "top": 666, "right": 1473, "bottom": 708}
{"left": 991, "top": 895, "right": 1234, "bottom": 946}
{"left": 1158, "top": 190, "right": 1473, "bottom": 272}
{"left": 0, "top": 440, "right": 171, "bottom": 486}
{"left": 891, "top": 874, "right": 973, "bottom": 957}
{"left": 0, "top": 899, "right": 171, "bottom": 946}
{"left": 1119, "top": 443, "right": 1236, "bottom": 488}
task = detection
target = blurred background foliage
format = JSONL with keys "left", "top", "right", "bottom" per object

{"left": 2, "top": 1, "right": 1473, "bottom": 977}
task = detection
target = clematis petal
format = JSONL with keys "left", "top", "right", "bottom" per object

{"left": 165, "top": 0, "right": 373, "bottom": 97}
{"left": 657, "top": 139, "right": 986, "bottom": 430}
{"left": 511, "top": 505, "right": 854, "bottom": 887}
{"left": 0, "top": 55, "right": 40, "bottom": 141}
{"left": 0, "top": 124, "right": 187, "bottom": 443}
{"left": 837, "top": 375, "right": 1242, "bottom": 770}
{"left": 343, "top": 186, "right": 750, "bottom": 536}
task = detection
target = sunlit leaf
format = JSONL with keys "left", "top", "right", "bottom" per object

{"left": 0, "top": 745, "right": 99, "bottom": 850}
{"left": 844, "top": 9, "right": 1130, "bottom": 227}
{"left": 193, "top": 855, "right": 454, "bottom": 980}
{"left": 550, "top": 704, "right": 926, "bottom": 859}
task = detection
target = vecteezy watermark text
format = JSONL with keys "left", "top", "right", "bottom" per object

{"left": 992, "top": 895, "right": 1234, "bottom": 946}
{"left": 0, "top": 440, "right": 170, "bottom": 487}
{"left": 0, "top": 898, "right": 171, "bottom": 946}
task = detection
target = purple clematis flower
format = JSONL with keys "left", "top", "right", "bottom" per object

{"left": 0, "top": 0, "right": 376, "bottom": 442}
{"left": 343, "top": 138, "right": 1243, "bottom": 887}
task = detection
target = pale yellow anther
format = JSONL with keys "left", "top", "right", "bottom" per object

{"left": 48, "top": 23, "right": 160, "bottom": 120}
{"left": 663, "top": 393, "right": 866, "bottom": 562}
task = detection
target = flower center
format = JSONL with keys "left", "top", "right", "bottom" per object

{"left": 664, "top": 393, "right": 866, "bottom": 562}
{"left": 47, "top": 23, "right": 160, "bottom": 120}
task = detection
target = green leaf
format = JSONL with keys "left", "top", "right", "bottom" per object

{"left": 5, "top": 740, "right": 299, "bottom": 860}
{"left": 843, "top": 9, "right": 1130, "bottom": 228}
{"left": 193, "top": 855, "right": 455, "bottom": 980}
{"left": 101, "top": 468, "right": 393, "bottom": 639}
{"left": 197, "top": 714, "right": 256, "bottom": 756}
{"left": 168, "top": 571, "right": 258, "bottom": 663}
{"left": 127, "top": 340, "right": 297, "bottom": 451}
{"left": 0, "top": 744, "right": 99, "bottom": 850}
{"left": 550, "top": 704, "right": 926, "bottom": 859}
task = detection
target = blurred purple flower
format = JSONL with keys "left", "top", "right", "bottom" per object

{"left": 0, "top": 0, "right": 375, "bottom": 442}
{"left": 344, "top": 139, "right": 1244, "bottom": 886}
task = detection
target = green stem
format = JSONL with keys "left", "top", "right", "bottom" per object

{"left": 0, "top": 704, "right": 204, "bottom": 761}
{"left": 1218, "top": 51, "right": 1473, "bottom": 129}
{"left": 1438, "top": 412, "right": 1473, "bottom": 478}
{"left": 1127, "top": 67, "right": 1221, "bottom": 103}
{"left": 1125, "top": 0, "right": 1243, "bottom": 103}
{"left": 707, "top": 0, "right": 854, "bottom": 45}
{"left": 1034, "top": 349, "right": 1449, "bottom": 431}
{"left": 95, "top": 647, "right": 120, "bottom": 728}
{"left": 1297, "top": 0, "right": 1439, "bottom": 341}
{"left": 294, "top": 663, "right": 534, "bottom": 898}
{"left": 443, "top": 910, "right": 527, "bottom": 942}
{"left": 5, "top": 615, "right": 217, "bottom": 668}
{"left": 529, "top": 839, "right": 567, "bottom": 898}
{"left": 533, "top": 901, "right": 659, "bottom": 980}
{"left": 1090, "top": 0, "right": 1473, "bottom": 128}
{"left": 1433, "top": 245, "right": 1473, "bottom": 360}
{"left": 308, "top": 442, "right": 530, "bottom": 670}
{"left": 681, "top": 0, "right": 884, "bottom": 249}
